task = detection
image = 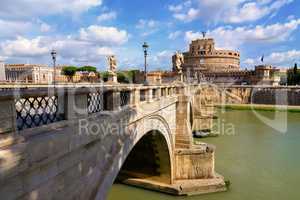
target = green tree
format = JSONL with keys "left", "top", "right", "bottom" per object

{"left": 62, "top": 66, "right": 77, "bottom": 82}
{"left": 287, "top": 63, "right": 300, "bottom": 85}
{"left": 100, "top": 71, "right": 110, "bottom": 82}
{"left": 77, "top": 66, "right": 97, "bottom": 73}
{"left": 293, "top": 63, "right": 298, "bottom": 74}
{"left": 117, "top": 72, "right": 130, "bottom": 83}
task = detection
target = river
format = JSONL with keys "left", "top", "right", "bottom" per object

{"left": 108, "top": 109, "right": 300, "bottom": 200}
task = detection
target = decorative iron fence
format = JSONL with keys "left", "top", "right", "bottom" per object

{"left": 120, "top": 91, "right": 131, "bottom": 107}
{"left": 140, "top": 90, "right": 146, "bottom": 102}
{"left": 152, "top": 89, "right": 157, "bottom": 100}
{"left": 15, "top": 96, "right": 64, "bottom": 130}
{"left": 87, "top": 92, "right": 103, "bottom": 114}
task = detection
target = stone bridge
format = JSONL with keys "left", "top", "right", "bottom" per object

{"left": 0, "top": 83, "right": 226, "bottom": 200}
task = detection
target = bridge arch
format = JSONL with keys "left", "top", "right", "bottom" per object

{"left": 117, "top": 129, "right": 172, "bottom": 183}
{"left": 95, "top": 114, "right": 174, "bottom": 200}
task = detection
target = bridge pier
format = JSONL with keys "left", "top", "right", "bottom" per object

{"left": 117, "top": 92, "right": 226, "bottom": 196}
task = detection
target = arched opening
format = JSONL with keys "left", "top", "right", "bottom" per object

{"left": 115, "top": 130, "right": 172, "bottom": 185}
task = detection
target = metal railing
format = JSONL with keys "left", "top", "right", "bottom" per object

{"left": 15, "top": 95, "right": 64, "bottom": 130}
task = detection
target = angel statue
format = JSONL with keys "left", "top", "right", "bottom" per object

{"left": 172, "top": 51, "right": 184, "bottom": 73}
{"left": 107, "top": 55, "right": 117, "bottom": 73}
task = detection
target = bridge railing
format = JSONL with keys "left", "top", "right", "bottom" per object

{"left": 0, "top": 84, "right": 184, "bottom": 137}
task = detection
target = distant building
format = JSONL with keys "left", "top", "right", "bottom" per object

{"left": 250, "top": 65, "right": 281, "bottom": 86}
{"left": 181, "top": 37, "right": 240, "bottom": 74}
{"left": 5, "top": 64, "right": 53, "bottom": 84}
{"left": 0, "top": 61, "right": 5, "bottom": 82}
{"left": 202, "top": 65, "right": 281, "bottom": 86}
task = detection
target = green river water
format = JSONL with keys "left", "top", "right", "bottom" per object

{"left": 108, "top": 110, "right": 300, "bottom": 200}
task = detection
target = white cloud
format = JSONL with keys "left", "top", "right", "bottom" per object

{"left": 244, "top": 58, "right": 256, "bottom": 65}
{"left": 97, "top": 11, "right": 117, "bottom": 22}
{"left": 244, "top": 50, "right": 300, "bottom": 67}
{"left": 79, "top": 25, "right": 129, "bottom": 45}
{"left": 0, "top": 24, "right": 128, "bottom": 66}
{"left": 40, "top": 22, "right": 51, "bottom": 33}
{"left": 173, "top": 8, "right": 200, "bottom": 22}
{"left": 151, "top": 50, "right": 173, "bottom": 69}
{"left": 265, "top": 50, "right": 300, "bottom": 65}
{"left": 168, "top": 31, "right": 182, "bottom": 40}
{"left": 169, "top": 0, "right": 294, "bottom": 24}
{"left": 169, "top": 5, "right": 184, "bottom": 12}
{"left": 136, "top": 19, "right": 159, "bottom": 29}
{"left": 1, "top": 36, "right": 49, "bottom": 57}
{"left": 0, "top": 19, "right": 33, "bottom": 38}
{"left": 0, "top": 0, "right": 102, "bottom": 19}
{"left": 185, "top": 19, "right": 300, "bottom": 49}
{"left": 136, "top": 19, "right": 160, "bottom": 37}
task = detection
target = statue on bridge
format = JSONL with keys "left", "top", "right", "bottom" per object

{"left": 107, "top": 55, "right": 117, "bottom": 73}
{"left": 172, "top": 51, "right": 184, "bottom": 81}
{"left": 107, "top": 55, "right": 118, "bottom": 83}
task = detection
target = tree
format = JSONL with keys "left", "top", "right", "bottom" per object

{"left": 294, "top": 63, "right": 298, "bottom": 74}
{"left": 62, "top": 66, "right": 77, "bottom": 82}
{"left": 100, "top": 71, "right": 110, "bottom": 82}
{"left": 100, "top": 70, "right": 140, "bottom": 83}
{"left": 117, "top": 72, "right": 130, "bottom": 83}
{"left": 77, "top": 66, "right": 97, "bottom": 73}
{"left": 287, "top": 63, "right": 300, "bottom": 85}
{"left": 295, "top": 63, "right": 300, "bottom": 85}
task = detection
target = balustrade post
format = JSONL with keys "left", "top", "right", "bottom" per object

{"left": 65, "top": 89, "right": 88, "bottom": 120}
{"left": 0, "top": 98, "right": 17, "bottom": 134}
{"left": 131, "top": 89, "right": 140, "bottom": 105}
{"left": 155, "top": 88, "right": 161, "bottom": 100}
{"left": 105, "top": 90, "right": 120, "bottom": 111}
{"left": 146, "top": 88, "right": 153, "bottom": 102}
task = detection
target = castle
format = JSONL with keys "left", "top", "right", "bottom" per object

{"left": 182, "top": 38, "right": 240, "bottom": 73}
{"left": 173, "top": 37, "right": 282, "bottom": 86}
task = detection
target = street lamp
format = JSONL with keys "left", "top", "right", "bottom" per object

{"left": 51, "top": 50, "right": 57, "bottom": 87}
{"left": 142, "top": 42, "right": 149, "bottom": 85}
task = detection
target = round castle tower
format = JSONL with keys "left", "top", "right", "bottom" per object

{"left": 182, "top": 37, "right": 240, "bottom": 73}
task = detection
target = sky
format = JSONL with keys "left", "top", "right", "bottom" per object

{"left": 0, "top": 0, "right": 300, "bottom": 71}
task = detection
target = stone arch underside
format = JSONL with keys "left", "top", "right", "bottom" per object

{"left": 94, "top": 115, "right": 174, "bottom": 200}
{"left": 117, "top": 130, "right": 172, "bottom": 183}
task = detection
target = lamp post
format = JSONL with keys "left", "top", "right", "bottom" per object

{"left": 51, "top": 50, "right": 57, "bottom": 87}
{"left": 142, "top": 42, "right": 149, "bottom": 85}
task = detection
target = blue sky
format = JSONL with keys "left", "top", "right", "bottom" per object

{"left": 0, "top": 0, "right": 300, "bottom": 71}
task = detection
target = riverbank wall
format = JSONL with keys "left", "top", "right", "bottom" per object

{"left": 221, "top": 86, "right": 300, "bottom": 106}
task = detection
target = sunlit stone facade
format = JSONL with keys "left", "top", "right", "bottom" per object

{"left": 0, "top": 60, "right": 5, "bottom": 81}
{"left": 182, "top": 38, "right": 240, "bottom": 73}
{"left": 5, "top": 64, "right": 54, "bottom": 83}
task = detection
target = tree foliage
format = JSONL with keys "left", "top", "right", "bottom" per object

{"left": 100, "top": 70, "right": 140, "bottom": 83}
{"left": 77, "top": 66, "right": 97, "bottom": 72}
{"left": 62, "top": 66, "right": 78, "bottom": 77}
{"left": 100, "top": 71, "right": 110, "bottom": 82}
{"left": 287, "top": 63, "right": 300, "bottom": 85}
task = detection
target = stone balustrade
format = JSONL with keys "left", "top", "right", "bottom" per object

{"left": 0, "top": 84, "right": 183, "bottom": 136}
